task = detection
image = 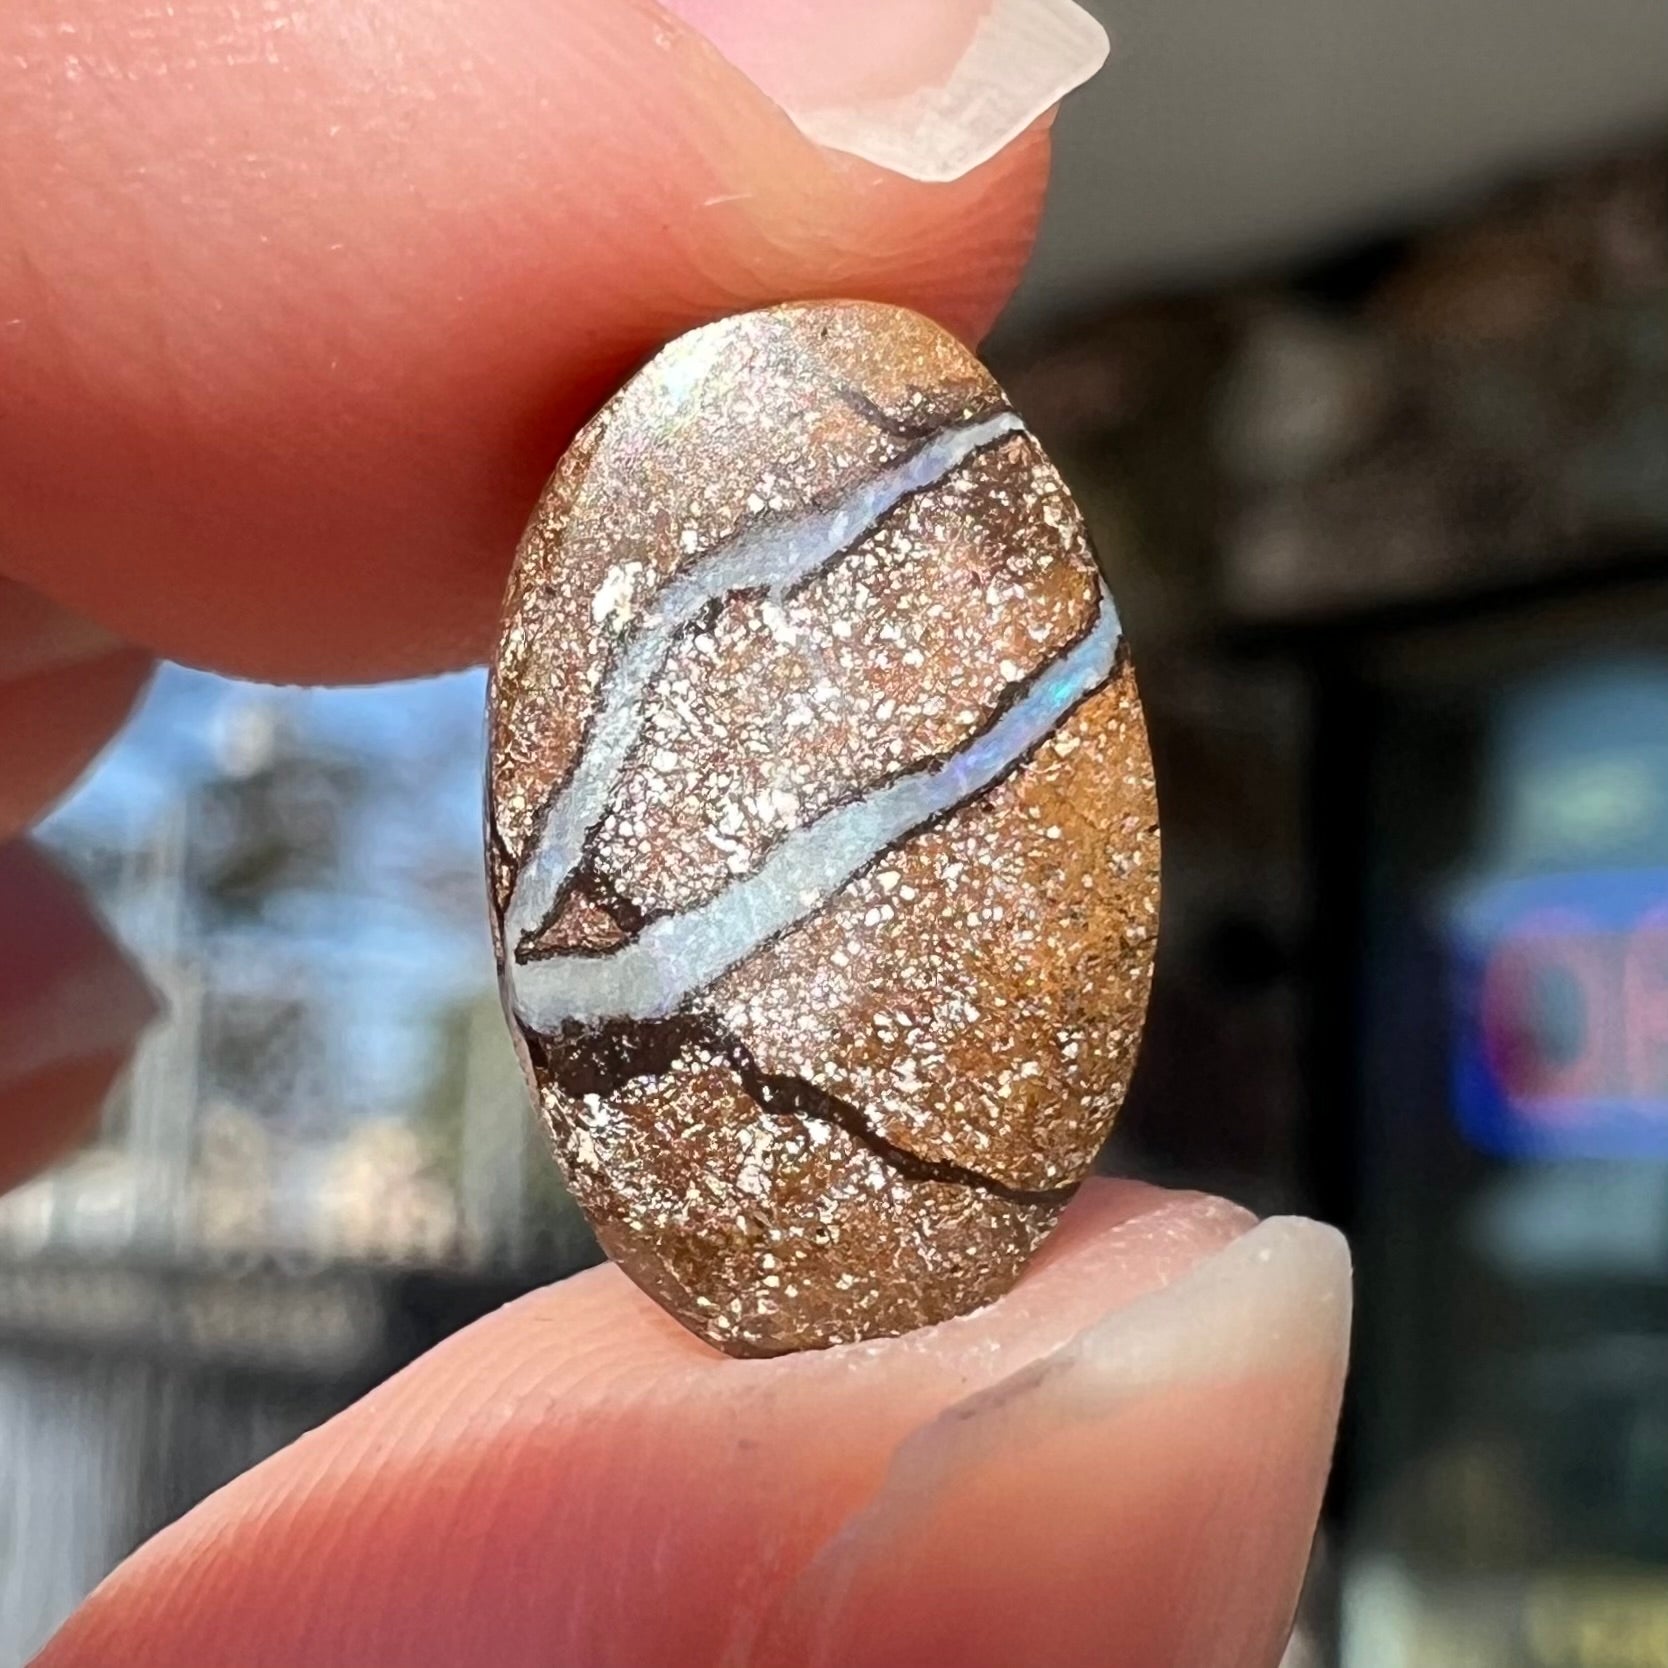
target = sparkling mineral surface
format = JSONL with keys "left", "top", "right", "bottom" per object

{"left": 488, "top": 301, "right": 1159, "bottom": 1356}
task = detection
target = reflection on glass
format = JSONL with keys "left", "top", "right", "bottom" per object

{"left": 11, "top": 666, "right": 588, "bottom": 1269}
{"left": 0, "top": 667, "right": 593, "bottom": 1659}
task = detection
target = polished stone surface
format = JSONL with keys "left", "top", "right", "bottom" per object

{"left": 489, "top": 301, "right": 1159, "bottom": 1355}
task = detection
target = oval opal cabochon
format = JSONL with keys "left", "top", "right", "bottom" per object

{"left": 488, "top": 302, "right": 1159, "bottom": 1357}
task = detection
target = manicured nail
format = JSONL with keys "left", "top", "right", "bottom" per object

{"left": 1062, "top": 1212, "right": 1352, "bottom": 1389}
{"left": 770, "top": 1217, "right": 1353, "bottom": 1667}
{"left": 835, "top": 1213, "right": 1350, "bottom": 1505}
{"left": 663, "top": 0, "right": 1110, "bottom": 182}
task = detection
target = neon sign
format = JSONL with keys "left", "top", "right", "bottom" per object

{"left": 1450, "top": 870, "right": 1668, "bottom": 1158}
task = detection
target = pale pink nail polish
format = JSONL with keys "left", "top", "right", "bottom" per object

{"left": 661, "top": 0, "right": 1110, "bottom": 183}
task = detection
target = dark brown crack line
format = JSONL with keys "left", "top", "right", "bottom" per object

{"left": 581, "top": 863, "right": 648, "bottom": 936}
{"left": 527, "top": 1012, "right": 1073, "bottom": 1211}
{"left": 832, "top": 383, "right": 960, "bottom": 444}
{"left": 507, "top": 408, "right": 1017, "bottom": 960}
{"left": 518, "top": 855, "right": 648, "bottom": 963}
{"left": 777, "top": 422, "right": 1029, "bottom": 608}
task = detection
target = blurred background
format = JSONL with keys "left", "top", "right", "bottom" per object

{"left": 6, "top": 1, "right": 1668, "bottom": 1661}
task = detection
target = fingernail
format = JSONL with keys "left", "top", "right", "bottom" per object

{"left": 839, "top": 1215, "right": 1352, "bottom": 1508}
{"left": 662, "top": 0, "right": 1111, "bottom": 183}
{"left": 0, "top": 841, "right": 159, "bottom": 1089}
{"left": 1064, "top": 1213, "right": 1353, "bottom": 1393}
{"left": 768, "top": 1218, "right": 1352, "bottom": 1668}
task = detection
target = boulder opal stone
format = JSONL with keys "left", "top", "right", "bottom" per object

{"left": 488, "top": 301, "right": 1159, "bottom": 1356}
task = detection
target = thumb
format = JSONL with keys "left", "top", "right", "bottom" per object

{"left": 35, "top": 1182, "right": 1350, "bottom": 1668}
{"left": 0, "top": 0, "right": 1055, "bottom": 684}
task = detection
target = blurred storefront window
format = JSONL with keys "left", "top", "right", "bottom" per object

{"left": 1005, "top": 144, "right": 1668, "bottom": 1666}
{"left": 1339, "top": 615, "right": 1668, "bottom": 1668}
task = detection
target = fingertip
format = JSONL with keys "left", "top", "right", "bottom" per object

{"left": 34, "top": 1186, "right": 1348, "bottom": 1668}
{"left": 0, "top": 840, "right": 158, "bottom": 1191}
{"left": 757, "top": 1217, "right": 1351, "bottom": 1668}
{"left": 0, "top": 582, "right": 152, "bottom": 837}
{"left": 0, "top": 0, "right": 1054, "bottom": 682}
{"left": 0, "top": 1050, "right": 133, "bottom": 1197}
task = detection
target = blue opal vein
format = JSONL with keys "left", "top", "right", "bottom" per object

{"left": 506, "top": 586, "right": 1122, "bottom": 1031}
{"left": 503, "top": 409, "right": 1023, "bottom": 959}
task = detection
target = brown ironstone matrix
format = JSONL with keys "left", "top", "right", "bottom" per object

{"left": 488, "top": 301, "right": 1159, "bottom": 1356}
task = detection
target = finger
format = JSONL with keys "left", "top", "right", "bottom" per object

{"left": 0, "top": 580, "right": 152, "bottom": 838}
{"left": 0, "top": 0, "right": 1053, "bottom": 684}
{"left": 0, "top": 842, "right": 158, "bottom": 1195}
{"left": 38, "top": 1182, "right": 1351, "bottom": 1668}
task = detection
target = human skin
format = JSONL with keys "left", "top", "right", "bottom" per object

{"left": 0, "top": 3, "right": 1353, "bottom": 1663}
